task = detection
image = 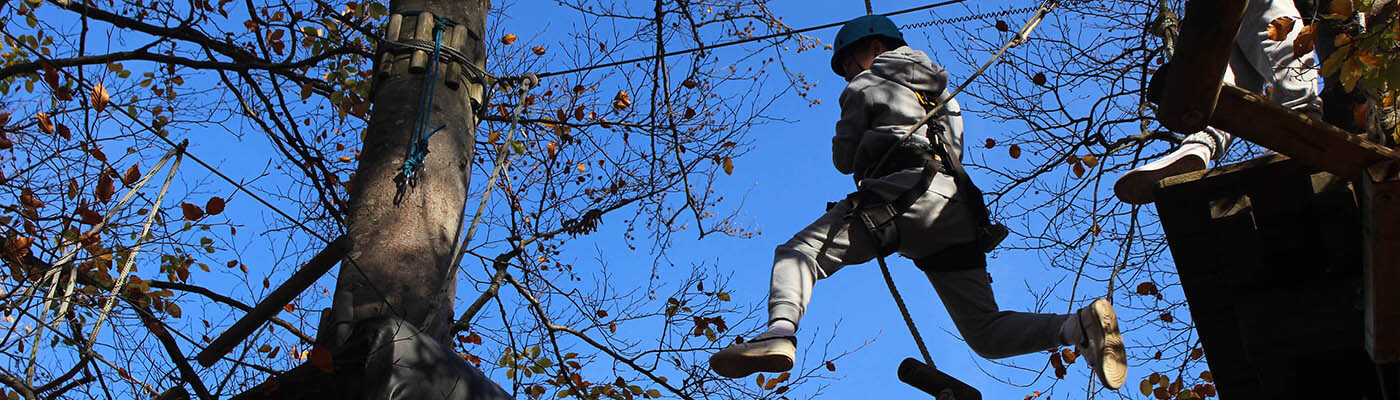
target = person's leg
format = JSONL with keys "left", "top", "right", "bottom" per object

{"left": 1236, "top": 0, "right": 1322, "bottom": 117}
{"left": 767, "top": 197, "right": 880, "bottom": 333}
{"left": 711, "top": 196, "right": 881, "bottom": 378}
{"left": 923, "top": 268, "right": 1068, "bottom": 359}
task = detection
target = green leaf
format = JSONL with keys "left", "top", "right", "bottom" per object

{"left": 509, "top": 140, "right": 525, "bottom": 155}
{"left": 367, "top": 2, "right": 387, "bottom": 18}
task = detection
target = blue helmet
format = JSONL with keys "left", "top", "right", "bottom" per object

{"left": 831, "top": 14, "right": 905, "bottom": 76}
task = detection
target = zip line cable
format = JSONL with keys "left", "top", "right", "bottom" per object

{"left": 535, "top": 0, "right": 969, "bottom": 78}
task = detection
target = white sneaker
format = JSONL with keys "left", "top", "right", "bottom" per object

{"left": 1113, "top": 141, "right": 1212, "bottom": 205}
{"left": 709, "top": 336, "right": 796, "bottom": 379}
{"left": 1076, "top": 298, "right": 1127, "bottom": 390}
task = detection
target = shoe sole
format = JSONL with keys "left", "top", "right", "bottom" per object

{"left": 709, "top": 339, "right": 795, "bottom": 379}
{"left": 1084, "top": 299, "right": 1127, "bottom": 390}
{"left": 1113, "top": 155, "right": 1206, "bottom": 205}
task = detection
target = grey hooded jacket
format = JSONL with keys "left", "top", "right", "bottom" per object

{"left": 834, "top": 46, "right": 964, "bottom": 200}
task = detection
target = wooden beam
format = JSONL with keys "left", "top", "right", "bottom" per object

{"left": 1362, "top": 160, "right": 1400, "bottom": 363}
{"left": 1211, "top": 84, "right": 1400, "bottom": 181}
{"left": 1158, "top": 0, "right": 1249, "bottom": 134}
{"left": 195, "top": 236, "right": 349, "bottom": 367}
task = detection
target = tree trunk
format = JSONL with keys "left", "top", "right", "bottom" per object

{"left": 332, "top": 0, "right": 487, "bottom": 344}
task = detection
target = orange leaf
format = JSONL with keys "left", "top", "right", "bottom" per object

{"left": 95, "top": 174, "right": 115, "bottom": 203}
{"left": 1293, "top": 24, "right": 1317, "bottom": 59}
{"left": 531, "top": 46, "right": 546, "bottom": 56}
{"left": 19, "top": 189, "right": 43, "bottom": 208}
{"left": 825, "top": 361, "right": 836, "bottom": 371}
{"left": 36, "top": 113, "right": 54, "bottom": 135}
{"left": 283, "top": 303, "right": 296, "bottom": 313}
{"left": 77, "top": 206, "right": 103, "bottom": 225}
{"left": 181, "top": 202, "right": 205, "bottom": 221}
{"left": 205, "top": 197, "right": 226, "bottom": 215}
{"left": 501, "top": 34, "right": 518, "bottom": 45}
{"left": 122, "top": 164, "right": 141, "bottom": 186}
{"left": 1266, "top": 17, "right": 1295, "bottom": 41}
{"left": 91, "top": 83, "right": 110, "bottom": 113}
{"left": 613, "top": 90, "right": 632, "bottom": 110}
{"left": 722, "top": 157, "right": 734, "bottom": 175}
{"left": 42, "top": 62, "right": 60, "bottom": 89}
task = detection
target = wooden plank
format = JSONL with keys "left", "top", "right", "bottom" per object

{"left": 1157, "top": 0, "right": 1249, "bottom": 133}
{"left": 195, "top": 236, "right": 349, "bottom": 367}
{"left": 1212, "top": 84, "right": 1400, "bottom": 181}
{"left": 1362, "top": 160, "right": 1400, "bottom": 363}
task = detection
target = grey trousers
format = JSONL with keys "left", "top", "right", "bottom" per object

{"left": 767, "top": 171, "right": 1068, "bottom": 359}
{"left": 1199, "top": 0, "right": 1324, "bottom": 156}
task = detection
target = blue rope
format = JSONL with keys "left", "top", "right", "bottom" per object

{"left": 398, "top": 16, "right": 451, "bottom": 187}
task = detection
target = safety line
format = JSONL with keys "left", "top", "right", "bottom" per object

{"left": 535, "top": 0, "right": 968, "bottom": 78}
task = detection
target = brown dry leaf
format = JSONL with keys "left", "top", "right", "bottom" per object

{"left": 122, "top": 164, "right": 141, "bottom": 185}
{"left": 996, "top": 20, "right": 1010, "bottom": 32}
{"left": 77, "top": 207, "right": 103, "bottom": 225}
{"left": 1294, "top": 24, "right": 1317, "bottom": 58}
{"left": 722, "top": 157, "right": 734, "bottom": 175}
{"left": 206, "top": 197, "right": 226, "bottom": 215}
{"left": 42, "top": 62, "right": 60, "bottom": 89}
{"left": 310, "top": 346, "right": 334, "bottom": 372}
{"left": 1266, "top": 17, "right": 1295, "bottom": 41}
{"left": 19, "top": 189, "right": 43, "bottom": 208}
{"left": 613, "top": 90, "right": 632, "bottom": 110}
{"left": 96, "top": 174, "right": 115, "bottom": 203}
{"left": 1160, "top": 312, "right": 1174, "bottom": 323}
{"left": 1082, "top": 154, "right": 1099, "bottom": 168}
{"left": 91, "top": 83, "right": 110, "bottom": 113}
{"left": 501, "top": 34, "right": 518, "bottom": 45}
{"left": 1008, "top": 144, "right": 1022, "bottom": 159}
{"left": 984, "top": 138, "right": 996, "bottom": 148}
{"left": 36, "top": 113, "right": 54, "bottom": 135}
{"left": 487, "top": 130, "right": 500, "bottom": 144}
{"left": 531, "top": 46, "right": 546, "bottom": 56}
{"left": 1032, "top": 72, "right": 1047, "bottom": 87}
{"left": 181, "top": 202, "right": 205, "bottom": 221}
{"left": 682, "top": 78, "right": 699, "bottom": 89}
{"left": 55, "top": 124, "right": 70, "bottom": 140}
{"left": 283, "top": 303, "right": 295, "bottom": 313}
{"left": 299, "top": 83, "right": 313, "bottom": 101}
{"left": 0, "top": 112, "right": 10, "bottom": 127}
{"left": 1357, "top": 50, "right": 1382, "bottom": 68}
{"left": 1073, "top": 162, "right": 1086, "bottom": 178}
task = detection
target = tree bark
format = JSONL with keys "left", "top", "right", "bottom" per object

{"left": 331, "top": 0, "right": 487, "bottom": 344}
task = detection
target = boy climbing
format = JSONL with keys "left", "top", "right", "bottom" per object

{"left": 708, "top": 15, "right": 1128, "bottom": 390}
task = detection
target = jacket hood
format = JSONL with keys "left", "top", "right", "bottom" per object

{"left": 868, "top": 46, "right": 948, "bottom": 95}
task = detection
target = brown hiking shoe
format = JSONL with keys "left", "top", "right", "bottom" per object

{"left": 708, "top": 336, "right": 796, "bottom": 379}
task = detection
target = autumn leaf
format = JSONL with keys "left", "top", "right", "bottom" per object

{"left": 122, "top": 164, "right": 141, "bottom": 185}
{"left": 42, "top": 62, "right": 59, "bottom": 89}
{"left": 1136, "top": 281, "right": 1158, "bottom": 296}
{"left": 1159, "top": 312, "right": 1173, "bottom": 323}
{"left": 1073, "top": 161, "right": 1086, "bottom": 177}
{"left": 205, "top": 197, "right": 226, "bottom": 215}
{"left": 613, "top": 90, "right": 632, "bottom": 110}
{"left": 1008, "top": 144, "right": 1022, "bottom": 159}
{"left": 576, "top": 162, "right": 587, "bottom": 173}
{"left": 1356, "top": 50, "right": 1382, "bottom": 68}
{"left": 996, "top": 20, "right": 1009, "bottom": 32}
{"left": 1293, "top": 24, "right": 1317, "bottom": 59}
{"left": 1266, "top": 17, "right": 1295, "bottom": 41}
{"left": 36, "top": 113, "right": 54, "bottom": 134}
{"left": 19, "top": 189, "right": 43, "bottom": 208}
{"left": 96, "top": 174, "right": 115, "bottom": 203}
{"left": 682, "top": 78, "right": 699, "bottom": 89}
{"left": 1032, "top": 72, "right": 1047, "bottom": 87}
{"left": 825, "top": 360, "right": 836, "bottom": 371}
{"left": 283, "top": 303, "right": 296, "bottom": 313}
{"left": 77, "top": 206, "right": 103, "bottom": 225}
{"left": 722, "top": 157, "right": 734, "bottom": 175}
{"left": 299, "top": 83, "right": 313, "bottom": 101}
{"left": 91, "top": 83, "right": 110, "bottom": 113}
{"left": 984, "top": 138, "right": 996, "bottom": 148}
{"left": 501, "top": 34, "right": 518, "bottom": 45}
{"left": 181, "top": 202, "right": 205, "bottom": 220}
{"left": 165, "top": 301, "right": 182, "bottom": 318}
{"left": 0, "top": 112, "right": 11, "bottom": 127}
{"left": 486, "top": 130, "right": 500, "bottom": 144}
{"left": 531, "top": 46, "right": 546, "bottom": 56}
{"left": 1081, "top": 154, "right": 1099, "bottom": 168}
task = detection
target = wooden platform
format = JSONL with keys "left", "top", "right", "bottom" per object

{"left": 1155, "top": 155, "right": 1386, "bottom": 398}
